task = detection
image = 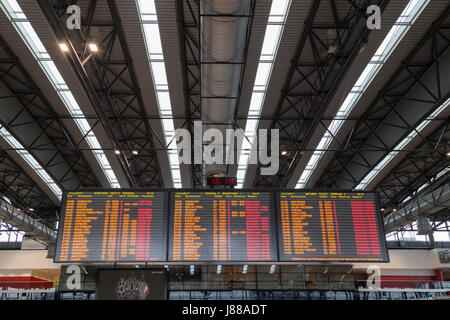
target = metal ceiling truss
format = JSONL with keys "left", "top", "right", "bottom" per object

{"left": 384, "top": 177, "right": 450, "bottom": 233}
{"left": 39, "top": 0, "right": 163, "bottom": 187}
{"left": 0, "top": 35, "right": 101, "bottom": 193}
{"left": 176, "top": 0, "right": 256, "bottom": 187}
{"left": 0, "top": 149, "right": 57, "bottom": 225}
{"left": 374, "top": 119, "right": 450, "bottom": 211}
{"left": 391, "top": 209, "right": 450, "bottom": 234}
{"left": 317, "top": 6, "right": 450, "bottom": 208}
{"left": 177, "top": 0, "right": 202, "bottom": 187}
{"left": 429, "top": 208, "right": 450, "bottom": 224}
{"left": 253, "top": 0, "right": 388, "bottom": 188}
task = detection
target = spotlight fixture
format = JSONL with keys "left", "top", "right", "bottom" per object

{"left": 88, "top": 43, "right": 99, "bottom": 53}
{"left": 59, "top": 43, "right": 69, "bottom": 52}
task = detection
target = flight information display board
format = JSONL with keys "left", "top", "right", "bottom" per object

{"left": 276, "top": 191, "right": 388, "bottom": 262}
{"left": 168, "top": 191, "right": 277, "bottom": 262}
{"left": 55, "top": 191, "right": 168, "bottom": 262}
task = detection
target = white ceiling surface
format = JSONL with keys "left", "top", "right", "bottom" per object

{"left": 242, "top": 0, "right": 312, "bottom": 187}
{"left": 153, "top": 0, "right": 194, "bottom": 187}
{"left": 143, "top": 0, "right": 273, "bottom": 186}
{"left": 226, "top": 0, "right": 273, "bottom": 179}
{"left": 13, "top": 0, "right": 132, "bottom": 188}
{"left": 115, "top": 0, "right": 174, "bottom": 188}
{"left": 284, "top": 0, "right": 449, "bottom": 188}
{"left": 1, "top": 0, "right": 446, "bottom": 193}
{"left": 0, "top": 137, "right": 60, "bottom": 205}
{"left": 283, "top": 0, "right": 409, "bottom": 188}
{"left": 0, "top": 4, "right": 114, "bottom": 197}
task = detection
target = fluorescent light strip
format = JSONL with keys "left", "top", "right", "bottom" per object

{"left": 0, "top": 126, "right": 62, "bottom": 198}
{"left": 356, "top": 97, "right": 450, "bottom": 190}
{"left": 0, "top": 0, "right": 120, "bottom": 188}
{"left": 236, "top": 0, "right": 292, "bottom": 188}
{"left": 136, "top": 0, "right": 181, "bottom": 188}
{"left": 296, "top": 0, "right": 429, "bottom": 189}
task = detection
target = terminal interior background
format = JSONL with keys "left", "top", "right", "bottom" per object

{"left": 0, "top": 0, "right": 449, "bottom": 300}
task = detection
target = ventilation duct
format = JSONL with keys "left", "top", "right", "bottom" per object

{"left": 200, "top": 0, "right": 252, "bottom": 179}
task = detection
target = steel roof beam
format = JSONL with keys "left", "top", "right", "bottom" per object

{"left": 252, "top": 0, "right": 390, "bottom": 188}
{"left": 0, "top": 149, "right": 57, "bottom": 226}
{"left": 37, "top": 0, "right": 164, "bottom": 188}
{"left": 317, "top": 6, "right": 450, "bottom": 192}
{"left": 0, "top": 36, "right": 101, "bottom": 195}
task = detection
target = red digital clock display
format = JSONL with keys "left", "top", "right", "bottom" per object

{"left": 206, "top": 177, "right": 236, "bottom": 186}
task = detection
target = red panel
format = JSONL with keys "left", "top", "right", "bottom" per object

{"left": 380, "top": 275, "right": 436, "bottom": 289}
{"left": 0, "top": 276, "right": 53, "bottom": 289}
{"left": 245, "top": 201, "right": 270, "bottom": 260}
{"left": 136, "top": 200, "right": 153, "bottom": 260}
{"left": 351, "top": 201, "right": 380, "bottom": 255}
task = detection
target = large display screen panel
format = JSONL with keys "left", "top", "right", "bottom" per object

{"left": 277, "top": 191, "right": 389, "bottom": 262}
{"left": 168, "top": 190, "right": 277, "bottom": 262}
{"left": 55, "top": 190, "right": 168, "bottom": 262}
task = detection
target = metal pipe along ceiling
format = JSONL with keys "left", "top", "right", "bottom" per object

{"left": 0, "top": 199, "right": 56, "bottom": 244}
{"left": 201, "top": 0, "right": 252, "bottom": 178}
{"left": 384, "top": 181, "right": 450, "bottom": 234}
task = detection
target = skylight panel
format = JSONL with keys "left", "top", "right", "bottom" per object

{"left": 136, "top": 0, "right": 182, "bottom": 188}
{"left": 296, "top": 0, "right": 429, "bottom": 189}
{"left": 236, "top": 0, "right": 292, "bottom": 188}
{"left": 0, "top": 0, "right": 120, "bottom": 189}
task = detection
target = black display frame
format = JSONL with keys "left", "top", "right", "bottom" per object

{"left": 167, "top": 188, "right": 279, "bottom": 263}
{"left": 274, "top": 189, "right": 390, "bottom": 263}
{"left": 95, "top": 268, "right": 168, "bottom": 300}
{"left": 54, "top": 189, "right": 170, "bottom": 263}
{"left": 53, "top": 188, "right": 390, "bottom": 264}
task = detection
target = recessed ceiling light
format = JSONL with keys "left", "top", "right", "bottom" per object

{"left": 281, "top": 151, "right": 287, "bottom": 156}
{"left": 29, "top": 208, "right": 34, "bottom": 212}
{"left": 132, "top": 150, "right": 138, "bottom": 155}
{"left": 114, "top": 149, "right": 121, "bottom": 155}
{"left": 446, "top": 151, "right": 450, "bottom": 157}
{"left": 88, "top": 43, "right": 98, "bottom": 52}
{"left": 59, "top": 43, "right": 69, "bottom": 52}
